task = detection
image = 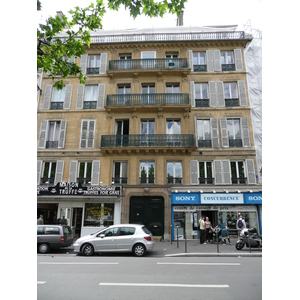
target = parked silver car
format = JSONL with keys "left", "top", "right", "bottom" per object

{"left": 73, "top": 224, "right": 155, "bottom": 257}
{"left": 37, "top": 225, "right": 73, "bottom": 253}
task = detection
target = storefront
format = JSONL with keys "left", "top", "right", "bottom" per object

{"left": 171, "top": 191, "right": 262, "bottom": 240}
{"left": 37, "top": 182, "right": 122, "bottom": 238}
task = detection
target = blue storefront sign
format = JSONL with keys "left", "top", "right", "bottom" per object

{"left": 171, "top": 193, "right": 200, "bottom": 205}
{"left": 244, "top": 193, "right": 262, "bottom": 205}
{"left": 201, "top": 193, "right": 244, "bottom": 204}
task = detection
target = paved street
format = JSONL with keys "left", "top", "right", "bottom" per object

{"left": 37, "top": 251, "right": 261, "bottom": 300}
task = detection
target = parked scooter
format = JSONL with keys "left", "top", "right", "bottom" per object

{"left": 209, "top": 226, "right": 222, "bottom": 244}
{"left": 235, "top": 227, "right": 262, "bottom": 250}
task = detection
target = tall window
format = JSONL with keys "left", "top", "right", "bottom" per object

{"left": 231, "top": 161, "right": 246, "bottom": 184}
{"left": 221, "top": 51, "right": 235, "bottom": 71}
{"left": 141, "top": 51, "right": 156, "bottom": 69}
{"left": 227, "top": 119, "right": 242, "bottom": 147}
{"left": 41, "top": 162, "right": 56, "bottom": 184}
{"left": 197, "top": 120, "right": 211, "bottom": 148}
{"left": 87, "top": 55, "right": 100, "bottom": 74}
{"left": 141, "top": 120, "right": 155, "bottom": 146}
{"left": 113, "top": 161, "right": 128, "bottom": 184}
{"left": 141, "top": 84, "right": 155, "bottom": 104}
{"left": 51, "top": 87, "right": 65, "bottom": 109}
{"left": 119, "top": 53, "right": 132, "bottom": 69}
{"left": 117, "top": 85, "right": 131, "bottom": 105}
{"left": 165, "top": 52, "right": 179, "bottom": 68}
{"left": 199, "top": 162, "right": 213, "bottom": 184}
{"left": 78, "top": 162, "right": 92, "bottom": 185}
{"left": 167, "top": 161, "right": 182, "bottom": 184}
{"left": 140, "top": 161, "right": 155, "bottom": 184}
{"left": 46, "top": 121, "right": 61, "bottom": 148}
{"left": 84, "top": 85, "right": 98, "bottom": 109}
{"left": 224, "top": 82, "right": 239, "bottom": 107}
{"left": 194, "top": 83, "right": 209, "bottom": 107}
{"left": 193, "top": 52, "right": 206, "bottom": 71}
{"left": 166, "top": 84, "right": 180, "bottom": 104}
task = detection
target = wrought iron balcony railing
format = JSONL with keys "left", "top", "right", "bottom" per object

{"left": 222, "top": 64, "right": 235, "bottom": 71}
{"left": 167, "top": 177, "right": 183, "bottom": 184}
{"left": 77, "top": 177, "right": 91, "bottom": 185}
{"left": 51, "top": 102, "right": 64, "bottom": 110}
{"left": 229, "top": 139, "right": 243, "bottom": 147}
{"left": 199, "top": 177, "right": 214, "bottom": 185}
{"left": 139, "top": 177, "right": 155, "bottom": 184}
{"left": 193, "top": 65, "right": 207, "bottom": 72}
{"left": 83, "top": 101, "right": 97, "bottom": 109}
{"left": 231, "top": 177, "right": 247, "bottom": 184}
{"left": 87, "top": 67, "right": 100, "bottom": 74}
{"left": 46, "top": 141, "right": 58, "bottom": 148}
{"left": 101, "top": 134, "right": 194, "bottom": 148}
{"left": 195, "top": 99, "right": 209, "bottom": 107}
{"left": 108, "top": 58, "right": 188, "bottom": 71}
{"left": 112, "top": 177, "right": 127, "bottom": 184}
{"left": 106, "top": 93, "right": 189, "bottom": 106}
{"left": 41, "top": 177, "right": 55, "bottom": 184}
{"left": 197, "top": 140, "right": 212, "bottom": 148}
{"left": 225, "top": 98, "right": 240, "bottom": 107}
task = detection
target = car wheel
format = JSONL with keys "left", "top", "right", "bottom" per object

{"left": 82, "top": 244, "right": 94, "bottom": 256}
{"left": 133, "top": 244, "right": 146, "bottom": 257}
{"left": 38, "top": 243, "right": 49, "bottom": 254}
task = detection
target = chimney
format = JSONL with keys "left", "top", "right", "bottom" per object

{"left": 176, "top": 10, "right": 184, "bottom": 26}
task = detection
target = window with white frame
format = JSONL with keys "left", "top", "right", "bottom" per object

{"left": 141, "top": 51, "right": 156, "bottom": 69}
{"left": 165, "top": 52, "right": 179, "bottom": 68}
{"left": 221, "top": 51, "right": 235, "bottom": 71}
{"left": 140, "top": 161, "right": 155, "bottom": 184}
{"left": 231, "top": 161, "right": 246, "bottom": 184}
{"left": 113, "top": 161, "right": 128, "bottom": 184}
{"left": 80, "top": 120, "right": 95, "bottom": 148}
{"left": 224, "top": 82, "right": 239, "bottom": 107}
{"left": 46, "top": 121, "right": 61, "bottom": 148}
{"left": 41, "top": 162, "right": 56, "bottom": 184}
{"left": 193, "top": 52, "right": 206, "bottom": 71}
{"left": 78, "top": 162, "right": 92, "bottom": 185}
{"left": 119, "top": 53, "right": 132, "bottom": 69}
{"left": 194, "top": 83, "right": 209, "bottom": 107}
{"left": 167, "top": 161, "right": 182, "bottom": 184}
{"left": 141, "top": 120, "right": 155, "bottom": 146}
{"left": 117, "top": 84, "right": 131, "bottom": 105}
{"left": 166, "top": 83, "right": 180, "bottom": 104}
{"left": 197, "top": 120, "right": 211, "bottom": 148}
{"left": 141, "top": 84, "right": 155, "bottom": 104}
{"left": 199, "top": 161, "right": 213, "bottom": 184}
{"left": 84, "top": 85, "right": 98, "bottom": 109}
{"left": 87, "top": 55, "right": 100, "bottom": 74}
{"left": 51, "top": 87, "right": 66, "bottom": 109}
{"left": 227, "top": 119, "right": 242, "bottom": 147}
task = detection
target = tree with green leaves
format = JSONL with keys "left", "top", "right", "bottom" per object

{"left": 37, "top": 0, "right": 187, "bottom": 90}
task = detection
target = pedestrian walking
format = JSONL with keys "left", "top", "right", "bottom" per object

{"left": 236, "top": 215, "right": 246, "bottom": 238}
{"left": 204, "top": 217, "right": 212, "bottom": 244}
{"left": 199, "top": 216, "right": 205, "bottom": 244}
{"left": 37, "top": 215, "right": 44, "bottom": 225}
{"left": 218, "top": 218, "right": 231, "bottom": 245}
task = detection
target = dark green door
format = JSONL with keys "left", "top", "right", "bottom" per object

{"left": 129, "top": 196, "right": 164, "bottom": 237}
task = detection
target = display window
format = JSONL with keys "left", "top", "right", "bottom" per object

{"left": 84, "top": 203, "right": 114, "bottom": 227}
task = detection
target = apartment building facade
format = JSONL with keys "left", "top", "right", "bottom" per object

{"left": 37, "top": 26, "right": 262, "bottom": 239}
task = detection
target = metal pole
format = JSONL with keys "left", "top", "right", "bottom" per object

{"left": 248, "top": 233, "right": 252, "bottom": 253}
{"left": 176, "top": 226, "right": 179, "bottom": 248}
{"left": 170, "top": 225, "right": 172, "bottom": 244}
{"left": 185, "top": 228, "right": 187, "bottom": 253}
{"left": 216, "top": 229, "right": 219, "bottom": 253}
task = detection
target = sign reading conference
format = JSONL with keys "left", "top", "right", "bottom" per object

{"left": 201, "top": 193, "right": 244, "bottom": 204}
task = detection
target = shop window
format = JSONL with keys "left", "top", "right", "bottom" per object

{"left": 84, "top": 203, "right": 114, "bottom": 227}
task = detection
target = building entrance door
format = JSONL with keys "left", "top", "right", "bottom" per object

{"left": 129, "top": 196, "right": 164, "bottom": 237}
{"left": 71, "top": 208, "right": 83, "bottom": 238}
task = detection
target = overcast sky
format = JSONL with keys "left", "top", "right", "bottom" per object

{"left": 37, "top": 0, "right": 263, "bottom": 32}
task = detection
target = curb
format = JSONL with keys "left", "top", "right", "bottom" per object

{"left": 165, "top": 252, "right": 262, "bottom": 257}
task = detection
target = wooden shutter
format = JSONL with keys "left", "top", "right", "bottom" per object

{"left": 206, "top": 50, "right": 214, "bottom": 72}
{"left": 209, "top": 81, "right": 217, "bottom": 107}
{"left": 214, "top": 50, "right": 221, "bottom": 72}
{"left": 241, "top": 118, "right": 251, "bottom": 147}
{"left": 63, "top": 84, "right": 73, "bottom": 109}
{"left": 42, "top": 85, "right": 52, "bottom": 110}
{"left": 188, "top": 50, "right": 193, "bottom": 71}
{"left": 246, "top": 159, "right": 256, "bottom": 184}
{"left": 58, "top": 120, "right": 67, "bottom": 148}
{"left": 69, "top": 160, "right": 78, "bottom": 183}
{"left": 91, "top": 160, "right": 101, "bottom": 185}
{"left": 38, "top": 120, "right": 48, "bottom": 149}
{"left": 80, "top": 54, "right": 87, "bottom": 75}
{"left": 238, "top": 80, "right": 247, "bottom": 107}
{"left": 190, "top": 81, "right": 195, "bottom": 107}
{"left": 220, "top": 118, "right": 229, "bottom": 147}
{"left": 234, "top": 49, "right": 244, "bottom": 71}
{"left": 100, "top": 53, "right": 108, "bottom": 74}
{"left": 87, "top": 120, "right": 95, "bottom": 148}
{"left": 37, "top": 160, "right": 42, "bottom": 185}
{"left": 80, "top": 120, "right": 88, "bottom": 148}
{"left": 70, "top": 56, "right": 76, "bottom": 63}
{"left": 190, "top": 160, "right": 199, "bottom": 185}
{"left": 210, "top": 118, "right": 219, "bottom": 148}
{"left": 216, "top": 81, "right": 225, "bottom": 107}
{"left": 54, "top": 160, "right": 64, "bottom": 184}
{"left": 76, "top": 84, "right": 85, "bottom": 109}
{"left": 97, "top": 84, "right": 106, "bottom": 109}
{"left": 222, "top": 160, "right": 231, "bottom": 185}
{"left": 214, "top": 160, "right": 223, "bottom": 185}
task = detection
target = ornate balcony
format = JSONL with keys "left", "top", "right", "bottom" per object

{"left": 222, "top": 64, "right": 235, "bottom": 71}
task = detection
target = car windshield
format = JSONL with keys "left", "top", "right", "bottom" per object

{"left": 141, "top": 226, "right": 151, "bottom": 235}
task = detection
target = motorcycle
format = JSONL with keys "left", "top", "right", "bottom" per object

{"left": 235, "top": 227, "right": 262, "bottom": 250}
{"left": 209, "top": 226, "right": 222, "bottom": 244}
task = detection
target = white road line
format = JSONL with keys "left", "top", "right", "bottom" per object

{"left": 37, "top": 281, "right": 46, "bottom": 284}
{"left": 99, "top": 283, "right": 229, "bottom": 288}
{"left": 157, "top": 262, "right": 240, "bottom": 266}
{"left": 39, "top": 262, "right": 119, "bottom": 265}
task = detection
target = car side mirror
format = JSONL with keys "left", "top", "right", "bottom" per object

{"left": 100, "top": 234, "right": 105, "bottom": 238}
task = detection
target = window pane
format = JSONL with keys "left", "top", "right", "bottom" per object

{"left": 224, "top": 83, "right": 230, "bottom": 98}
{"left": 121, "top": 162, "right": 128, "bottom": 177}
{"left": 207, "top": 162, "right": 212, "bottom": 177}
{"left": 227, "top": 120, "right": 234, "bottom": 139}
{"left": 201, "top": 84, "right": 208, "bottom": 99}
{"left": 238, "top": 162, "right": 245, "bottom": 177}
{"left": 221, "top": 52, "right": 226, "bottom": 64}
{"left": 140, "top": 162, "right": 147, "bottom": 177}
{"left": 175, "top": 162, "right": 182, "bottom": 178}
{"left": 231, "top": 162, "right": 237, "bottom": 177}
{"left": 194, "top": 84, "right": 200, "bottom": 99}
{"left": 86, "top": 162, "right": 92, "bottom": 177}
{"left": 79, "top": 163, "right": 85, "bottom": 177}
{"left": 84, "top": 203, "right": 114, "bottom": 227}
{"left": 199, "top": 162, "right": 205, "bottom": 177}
{"left": 50, "top": 162, "right": 56, "bottom": 178}
{"left": 148, "top": 162, "right": 155, "bottom": 177}
{"left": 193, "top": 52, "right": 198, "bottom": 65}
{"left": 227, "top": 52, "right": 234, "bottom": 64}
{"left": 167, "top": 162, "right": 173, "bottom": 177}
{"left": 199, "top": 53, "right": 205, "bottom": 64}
{"left": 231, "top": 83, "right": 238, "bottom": 98}
{"left": 234, "top": 120, "right": 241, "bottom": 139}
{"left": 204, "top": 121, "right": 211, "bottom": 140}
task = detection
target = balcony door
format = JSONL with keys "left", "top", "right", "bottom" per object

{"left": 141, "top": 84, "right": 155, "bottom": 105}
{"left": 166, "top": 84, "right": 180, "bottom": 104}
{"left": 141, "top": 120, "right": 155, "bottom": 146}
{"left": 117, "top": 85, "right": 131, "bottom": 105}
{"left": 165, "top": 53, "right": 179, "bottom": 68}
{"left": 115, "top": 120, "right": 129, "bottom": 146}
{"left": 141, "top": 51, "right": 156, "bottom": 69}
{"left": 166, "top": 120, "right": 181, "bottom": 146}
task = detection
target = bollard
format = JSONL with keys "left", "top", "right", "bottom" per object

{"left": 176, "top": 226, "right": 179, "bottom": 248}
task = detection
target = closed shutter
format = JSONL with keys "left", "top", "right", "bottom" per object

{"left": 80, "top": 120, "right": 88, "bottom": 148}
{"left": 91, "top": 160, "right": 100, "bottom": 185}
{"left": 70, "top": 55, "right": 76, "bottom": 63}
{"left": 76, "top": 84, "right": 85, "bottom": 109}
{"left": 38, "top": 120, "right": 48, "bottom": 149}
{"left": 188, "top": 50, "right": 193, "bottom": 71}
{"left": 206, "top": 50, "right": 214, "bottom": 72}
{"left": 216, "top": 81, "right": 225, "bottom": 107}
{"left": 37, "top": 160, "right": 42, "bottom": 185}
{"left": 100, "top": 53, "right": 108, "bottom": 74}
{"left": 190, "top": 81, "right": 195, "bottom": 107}
{"left": 190, "top": 160, "right": 199, "bottom": 185}
{"left": 42, "top": 85, "right": 52, "bottom": 110}
{"left": 69, "top": 160, "right": 78, "bottom": 183}
{"left": 58, "top": 120, "right": 67, "bottom": 148}
{"left": 222, "top": 160, "right": 231, "bottom": 185}
{"left": 97, "top": 84, "right": 106, "bottom": 109}
{"left": 214, "top": 160, "right": 223, "bottom": 185}
{"left": 209, "top": 81, "right": 217, "bottom": 107}
{"left": 54, "top": 160, "right": 64, "bottom": 184}
{"left": 214, "top": 50, "right": 221, "bottom": 72}
{"left": 241, "top": 118, "right": 251, "bottom": 147}
{"left": 238, "top": 80, "right": 247, "bottom": 107}
{"left": 234, "top": 49, "right": 244, "bottom": 71}
{"left": 87, "top": 120, "right": 95, "bottom": 148}
{"left": 246, "top": 159, "right": 256, "bottom": 184}
{"left": 220, "top": 118, "right": 229, "bottom": 147}
{"left": 63, "top": 84, "right": 73, "bottom": 109}
{"left": 210, "top": 118, "right": 219, "bottom": 148}
{"left": 80, "top": 54, "right": 87, "bottom": 75}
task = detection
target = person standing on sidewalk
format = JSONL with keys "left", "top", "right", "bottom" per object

{"left": 218, "top": 218, "right": 231, "bottom": 245}
{"left": 236, "top": 215, "right": 246, "bottom": 239}
{"left": 199, "top": 216, "right": 205, "bottom": 244}
{"left": 37, "top": 215, "right": 44, "bottom": 225}
{"left": 204, "top": 217, "right": 212, "bottom": 244}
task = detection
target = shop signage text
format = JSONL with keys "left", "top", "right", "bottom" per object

{"left": 244, "top": 193, "right": 262, "bottom": 205}
{"left": 37, "top": 182, "right": 121, "bottom": 196}
{"left": 201, "top": 193, "right": 244, "bottom": 204}
{"left": 171, "top": 193, "right": 200, "bottom": 205}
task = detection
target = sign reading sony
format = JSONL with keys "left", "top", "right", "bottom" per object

{"left": 244, "top": 193, "right": 262, "bottom": 205}
{"left": 201, "top": 193, "right": 244, "bottom": 204}
{"left": 171, "top": 193, "right": 200, "bottom": 205}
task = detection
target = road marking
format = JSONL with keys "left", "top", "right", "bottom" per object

{"left": 39, "top": 262, "right": 119, "bottom": 265}
{"left": 99, "top": 283, "right": 229, "bottom": 288}
{"left": 157, "top": 262, "right": 240, "bottom": 266}
{"left": 37, "top": 281, "right": 46, "bottom": 284}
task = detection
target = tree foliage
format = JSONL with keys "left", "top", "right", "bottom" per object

{"left": 37, "top": 0, "right": 187, "bottom": 90}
